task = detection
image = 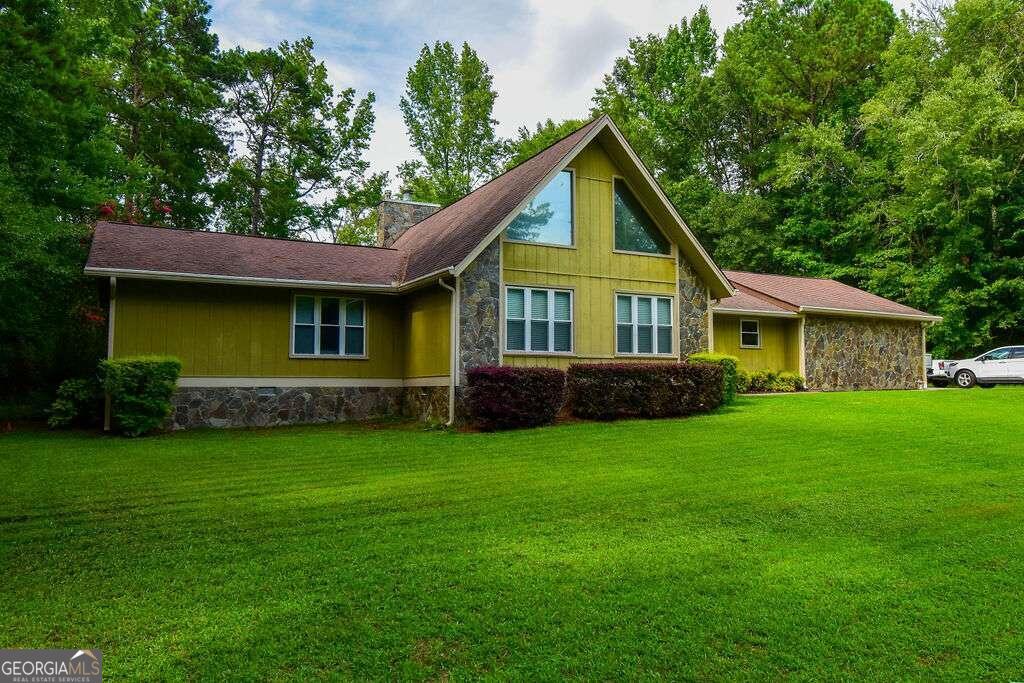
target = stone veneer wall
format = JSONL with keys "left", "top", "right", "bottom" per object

{"left": 376, "top": 200, "right": 440, "bottom": 248}
{"left": 170, "top": 385, "right": 449, "bottom": 430}
{"left": 803, "top": 315, "right": 924, "bottom": 391}
{"left": 678, "top": 258, "right": 710, "bottom": 357}
{"left": 403, "top": 387, "right": 449, "bottom": 423}
{"left": 457, "top": 239, "right": 501, "bottom": 385}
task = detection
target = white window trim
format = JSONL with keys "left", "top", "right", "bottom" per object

{"left": 503, "top": 168, "right": 577, "bottom": 249}
{"left": 615, "top": 293, "right": 675, "bottom": 357}
{"left": 290, "top": 294, "right": 368, "bottom": 359}
{"left": 611, "top": 175, "right": 674, "bottom": 258}
{"left": 740, "top": 319, "right": 761, "bottom": 349}
{"left": 504, "top": 285, "right": 575, "bottom": 355}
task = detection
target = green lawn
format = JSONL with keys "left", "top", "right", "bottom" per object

{"left": 2, "top": 389, "right": 1022, "bottom": 680}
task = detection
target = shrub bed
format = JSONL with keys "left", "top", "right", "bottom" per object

{"left": 740, "top": 369, "right": 806, "bottom": 393}
{"left": 465, "top": 366, "right": 565, "bottom": 431}
{"left": 100, "top": 356, "right": 182, "bottom": 436}
{"left": 688, "top": 352, "right": 739, "bottom": 404}
{"left": 566, "top": 362, "right": 723, "bottom": 421}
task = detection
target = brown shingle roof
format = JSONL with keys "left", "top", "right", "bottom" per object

{"left": 716, "top": 288, "right": 796, "bottom": 315}
{"left": 87, "top": 222, "right": 404, "bottom": 286}
{"left": 394, "top": 117, "right": 606, "bottom": 281}
{"left": 86, "top": 119, "right": 610, "bottom": 289}
{"left": 723, "top": 270, "right": 936, "bottom": 319}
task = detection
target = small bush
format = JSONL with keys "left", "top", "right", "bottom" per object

{"left": 466, "top": 366, "right": 565, "bottom": 431}
{"left": 567, "top": 362, "right": 723, "bottom": 421}
{"left": 100, "top": 356, "right": 181, "bottom": 436}
{"left": 743, "top": 369, "right": 806, "bottom": 393}
{"left": 47, "top": 378, "right": 104, "bottom": 428}
{"left": 688, "top": 352, "right": 739, "bottom": 404}
{"left": 736, "top": 368, "right": 751, "bottom": 394}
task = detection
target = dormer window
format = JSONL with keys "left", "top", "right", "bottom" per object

{"left": 614, "top": 178, "right": 670, "bottom": 255}
{"left": 506, "top": 170, "right": 573, "bottom": 246}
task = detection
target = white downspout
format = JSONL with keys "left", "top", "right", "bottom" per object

{"left": 104, "top": 276, "right": 117, "bottom": 431}
{"left": 438, "top": 275, "right": 458, "bottom": 426}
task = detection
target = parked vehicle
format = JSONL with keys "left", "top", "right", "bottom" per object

{"left": 945, "top": 346, "right": 1024, "bottom": 388}
{"left": 925, "top": 355, "right": 951, "bottom": 387}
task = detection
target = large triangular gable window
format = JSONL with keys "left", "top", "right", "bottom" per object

{"left": 614, "top": 178, "right": 670, "bottom": 255}
{"left": 506, "top": 170, "right": 573, "bottom": 246}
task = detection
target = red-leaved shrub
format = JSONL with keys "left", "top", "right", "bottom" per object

{"left": 566, "top": 362, "right": 723, "bottom": 421}
{"left": 465, "top": 366, "right": 566, "bottom": 430}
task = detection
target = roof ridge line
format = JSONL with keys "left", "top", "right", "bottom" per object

{"left": 391, "top": 115, "right": 608, "bottom": 251}
{"left": 730, "top": 281, "right": 801, "bottom": 312}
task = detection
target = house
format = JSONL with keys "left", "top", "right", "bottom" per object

{"left": 712, "top": 270, "right": 939, "bottom": 390}
{"left": 84, "top": 115, "right": 939, "bottom": 429}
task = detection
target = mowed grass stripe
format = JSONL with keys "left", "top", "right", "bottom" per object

{"left": 1, "top": 388, "right": 1022, "bottom": 679}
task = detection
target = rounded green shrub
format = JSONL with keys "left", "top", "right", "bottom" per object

{"left": 100, "top": 356, "right": 181, "bottom": 436}
{"left": 688, "top": 352, "right": 739, "bottom": 404}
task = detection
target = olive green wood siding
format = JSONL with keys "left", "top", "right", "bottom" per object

{"left": 402, "top": 286, "right": 450, "bottom": 378}
{"left": 713, "top": 315, "right": 800, "bottom": 372}
{"left": 113, "top": 280, "right": 405, "bottom": 378}
{"left": 502, "top": 140, "right": 681, "bottom": 369}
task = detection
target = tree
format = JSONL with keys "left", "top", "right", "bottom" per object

{"left": 504, "top": 119, "right": 585, "bottom": 170}
{"left": 860, "top": 0, "right": 1024, "bottom": 355}
{"left": 0, "top": 0, "right": 114, "bottom": 396}
{"left": 399, "top": 41, "right": 502, "bottom": 206}
{"left": 95, "top": 0, "right": 226, "bottom": 228}
{"left": 216, "top": 38, "right": 383, "bottom": 239}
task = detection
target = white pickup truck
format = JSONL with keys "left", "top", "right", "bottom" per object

{"left": 925, "top": 355, "right": 951, "bottom": 387}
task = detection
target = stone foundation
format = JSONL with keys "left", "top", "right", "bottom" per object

{"left": 403, "top": 386, "right": 449, "bottom": 423}
{"left": 803, "top": 316, "right": 924, "bottom": 391}
{"left": 169, "top": 385, "right": 452, "bottom": 430}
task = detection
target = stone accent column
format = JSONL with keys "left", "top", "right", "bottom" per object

{"left": 457, "top": 240, "right": 501, "bottom": 386}
{"left": 678, "top": 258, "right": 710, "bottom": 358}
{"left": 803, "top": 315, "right": 924, "bottom": 391}
{"left": 376, "top": 200, "right": 440, "bottom": 248}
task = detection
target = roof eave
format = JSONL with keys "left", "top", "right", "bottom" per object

{"left": 713, "top": 307, "right": 799, "bottom": 318}
{"left": 799, "top": 305, "right": 942, "bottom": 323}
{"left": 83, "top": 266, "right": 400, "bottom": 293}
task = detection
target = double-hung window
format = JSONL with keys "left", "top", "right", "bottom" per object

{"left": 505, "top": 287, "right": 573, "bottom": 353}
{"left": 740, "top": 320, "right": 761, "bottom": 349}
{"left": 616, "top": 294, "right": 673, "bottom": 355}
{"left": 292, "top": 295, "right": 365, "bottom": 357}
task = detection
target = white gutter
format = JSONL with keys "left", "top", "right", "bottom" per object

{"left": 713, "top": 307, "right": 799, "bottom": 318}
{"left": 798, "top": 306, "right": 942, "bottom": 323}
{"left": 83, "top": 267, "right": 397, "bottom": 292}
{"left": 437, "top": 274, "right": 458, "bottom": 426}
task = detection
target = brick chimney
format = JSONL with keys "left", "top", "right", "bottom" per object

{"left": 376, "top": 198, "right": 440, "bottom": 248}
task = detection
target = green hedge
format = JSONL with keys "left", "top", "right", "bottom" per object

{"left": 100, "top": 356, "right": 181, "bottom": 436}
{"left": 739, "top": 369, "right": 806, "bottom": 393}
{"left": 688, "top": 352, "right": 739, "bottom": 404}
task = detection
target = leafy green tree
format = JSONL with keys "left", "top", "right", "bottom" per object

{"left": 505, "top": 119, "right": 585, "bottom": 169}
{"left": 399, "top": 41, "right": 502, "bottom": 206}
{"left": 861, "top": 0, "right": 1024, "bottom": 355}
{"left": 95, "top": 0, "right": 226, "bottom": 228}
{"left": 0, "top": 0, "right": 113, "bottom": 396}
{"left": 216, "top": 38, "right": 383, "bottom": 239}
{"left": 593, "top": 8, "right": 726, "bottom": 187}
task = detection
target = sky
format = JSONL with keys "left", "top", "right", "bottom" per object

{"left": 210, "top": 0, "right": 918, "bottom": 188}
